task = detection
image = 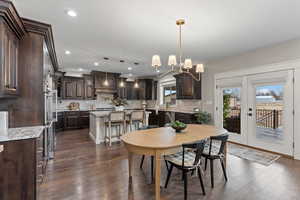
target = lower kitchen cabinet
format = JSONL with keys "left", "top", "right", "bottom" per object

{"left": 58, "top": 111, "right": 90, "bottom": 131}
{"left": 0, "top": 133, "right": 46, "bottom": 200}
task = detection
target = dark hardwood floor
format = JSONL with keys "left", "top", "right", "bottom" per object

{"left": 39, "top": 129, "right": 300, "bottom": 200}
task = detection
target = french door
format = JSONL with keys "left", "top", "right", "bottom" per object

{"left": 216, "top": 70, "right": 294, "bottom": 156}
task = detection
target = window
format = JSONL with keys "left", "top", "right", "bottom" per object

{"left": 163, "top": 86, "right": 176, "bottom": 106}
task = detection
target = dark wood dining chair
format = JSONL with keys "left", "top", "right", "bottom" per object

{"left": 202, "top": 133, "right": 229, "bottom": 188}
{"left": 164, "top": 140, "right": 206, "bottom": 200}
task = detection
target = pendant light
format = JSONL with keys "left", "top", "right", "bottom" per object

{"left": 103, "top": 72, "right": 109, "bottom": 86}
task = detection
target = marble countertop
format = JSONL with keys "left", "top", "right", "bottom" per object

{"left": 57, "top": 108, "right": 143, "bottom": 112}
{"left": 0, "top": 126, "right": 44, "bottom": 142}
{"left": 146, "top": 108, "right": 197, "bottom": 114}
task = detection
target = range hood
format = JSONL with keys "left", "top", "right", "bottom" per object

{"left": 95, "top": 88, "right": 117, "bottom": 94}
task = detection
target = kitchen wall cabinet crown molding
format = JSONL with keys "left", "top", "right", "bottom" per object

{"left": 0, "top": 0, "right": 26, "bottom": 39}
{"left": 22, "top": 18, "right": 58, "bottom": 71}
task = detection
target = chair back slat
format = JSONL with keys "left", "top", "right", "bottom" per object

{"left": 182, "top": 140, "right": 206, "bottom": 168}
{"left": 209, "top": 134, "right": 229, "bottom": 156}
{"left": 109, "top": 111, "right": 125, "bottom": 122}
{"left": 131, "top": 110, "right": 144, "bottom": 121}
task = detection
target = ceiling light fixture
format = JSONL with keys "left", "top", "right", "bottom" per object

{"left": 151, "top": 19, "right": 204, "bottom": 81}
{"left": 128, "top": 67, "right": 132, "bottom": 71}
{"left": 103, "top": 72, "right": 109, "bottom": 86}
{"left": 65, "top": 50, "right": 71, "bottom": 55}
{"left": 67, "top": 10, "right": 77, "bottom": 17}
{"left": 134, "top": 80, "right": 139, "bottom": 88}
{"left": 119, "top": 80, "right": 125, "bottom": 87}
{"left": 94, "top": 62, "right": 99, "bottom": 66}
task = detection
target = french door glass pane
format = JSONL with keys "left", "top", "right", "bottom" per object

{"left": 223, "top": 88, "right": 241, "bottom": 134}
{"left": 255, "top": 85, "right": 284, "bottom": 141}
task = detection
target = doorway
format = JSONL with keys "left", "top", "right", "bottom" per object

{"left": 216, "top": 70, "right": 294, "bottom": 156}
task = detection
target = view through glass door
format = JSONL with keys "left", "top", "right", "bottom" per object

{"left": 247, "top": 70, "right": 294, "bottom": 155}
{"left": 216, "top": 70, "right": 294, "bottom": 156}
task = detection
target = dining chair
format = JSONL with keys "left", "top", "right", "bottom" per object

{"left": 104, "top": 111, "right": 126, "bottom": 146}
{"left": 202, "top": 133, "right": 229, "bottom": 188}
{"left": 164, "top": 140, "right": 206, "bottom": 200}
{"left": 128, "top": 110, "right": 144, "bottom": 131}
{"left": 138, "top": 125, "right": 159, "bottom": 182}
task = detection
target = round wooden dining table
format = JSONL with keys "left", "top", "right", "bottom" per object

{"left": 121, "top": 124, "right": 227, "bottom": 200}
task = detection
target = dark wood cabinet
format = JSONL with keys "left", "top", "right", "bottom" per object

{"left": 117, "top": 78, "right": 126, "bottom": 99}
{"left": 153, "top": 81, "right": 158, "bottom": 100}
{"left": 126, "top": 82, "right": 140, "bottom": 100}
{"left": 175, "top": 112, "right": 197, "bottom": 124}
{"left": 79, "top": 111, "right": 89, "bottom": 128}
{"left": 83, "top": 75, "right": 95, "bottom": 100}
{"left": 55, "top": 112, "right": 64, "bottom": 132}
{"left": 62, "top": 77, "right": 85, "bottom": 100}
{"left": 63, "top": 111, "right": 90, "bottom": 130}
{"left": 174, "top": 70, "right": 202, "bottom": 99}
{"left": 64, "top": 111, "right": 80, "bottom": 130}
{"left": 0, "top": 19, "right": 20, "bottom": 98}
{"left": 0, "top": 134, "right": 46, "bottom": 200}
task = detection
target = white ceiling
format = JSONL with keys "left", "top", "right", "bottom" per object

{"left": 13, "top": 0, "right": 300, "bottom": 77}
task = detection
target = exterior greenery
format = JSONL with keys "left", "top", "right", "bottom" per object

{"left": 195, "top": 111, "right": 212, "bottom": 124}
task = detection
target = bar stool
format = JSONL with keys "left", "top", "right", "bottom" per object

{"left": 128, "top": 110, "right": 144, "bottom": 131}
{"left": 104, "top": 111, "right": 126, "bottom": 146}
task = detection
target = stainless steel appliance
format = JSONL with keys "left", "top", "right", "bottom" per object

{"left": 44, "top": 89, "right": 57, "bottom": 159}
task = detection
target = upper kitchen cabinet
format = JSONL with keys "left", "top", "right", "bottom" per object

{"left": 117, "top": 78, "right": 126, "bottom": 99}
{"left": 92, "top": 71, "right": 119, "bottom": 94}
{"left": 83, "top": 74, "right": 95, "bottom": 100}
{"left": 62, "top": 77, "right": 84, "bottom": 100}
{"left": 174, "top": 68, "right": 202, "bottom": 99}
{"left": 0, "top": 1, "right": 26, "bottom": 98}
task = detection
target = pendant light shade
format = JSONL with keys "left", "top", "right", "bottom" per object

{"left": 152, "top": 55, "right": 161, "bottom": 68}
{"left": 168, "top": 55, "right": 177, "bottom": 66}
{"left": 196, "top": 64, "right": 204, "bottom": 73}
{"left": 184, "top": 59, "right": 192, "bottom": 69}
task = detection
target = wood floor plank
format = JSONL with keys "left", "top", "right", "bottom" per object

{"left": 39, "top": 129, "right": 300, "bottom": 200}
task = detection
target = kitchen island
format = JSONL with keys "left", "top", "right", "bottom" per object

{"left": 89, "top": 111, "right": 151, "bottom": 144}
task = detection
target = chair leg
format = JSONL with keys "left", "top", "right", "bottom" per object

{"left": 140, "top": 155, "right": 145, "bottom": 169}
{"left": 164, "top": 164, "right": 173, "bottom": 188}
{"left": 205, "top": 158, "right": 208, "bottom": 171}
{"left": 164, "top": 159, "right": 169, "bottom": 171}
{"left": 197, "top": 167, "right": 206, "bottom": 195}
{"left": 183, "top": 170, "right": 188, "bottom": 200}
{"left": 151, "top": 156, "right": 154, "bottom": 183}
{"left": 220, "top": 158, "right": 228, "bottom": 181}
{"left": 210, "top": 159, "right": 214, "bottom": 188}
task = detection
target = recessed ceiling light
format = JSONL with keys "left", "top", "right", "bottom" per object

{"left": 78, "top": 68, "right": 83, "bottom": 71}
{"left": 94, "top": 62, "right": 99, "bottom": 66}
{"left": 67, "top": 10, "right": 77, "bottom": 17}
{"left": 134, "top": 62, "right": 139, "bottom": 65}
{"left": 103, "top": 57, "right": 109, "bottom": 60}
{"left": 120, "top": 60, "right": 125, "bottom": 63}
{"left": 128, "top": 67, "right": 132, "bottom": 70}
{"left": 65, "top": 50, "right": 71, "bottom": 55}
{"left": 156, "top": 70, "right": 160, "bottom": 73}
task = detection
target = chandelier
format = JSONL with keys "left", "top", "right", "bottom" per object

{"left": 151, "top": 19, "right": 204, "bottom": 81}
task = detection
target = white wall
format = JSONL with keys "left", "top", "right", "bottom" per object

{"left": 201, "top": 38, "right": 300, "bottom": 159}
{"left": 202, "top": 38, "right": 300, "bottom": 117}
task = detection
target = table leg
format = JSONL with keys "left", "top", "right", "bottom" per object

{"left": 128, "top": 151, "right": 133, "bottom": 178}
{"left": 155, "top": 151, "right": 161, "bottom": 200}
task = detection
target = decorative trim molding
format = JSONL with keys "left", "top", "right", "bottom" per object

{"left": 0, "top": 0, "right": 26, "bottom": 38}
{"left": 22, "top": 18, "right": 59, "bottom": 71}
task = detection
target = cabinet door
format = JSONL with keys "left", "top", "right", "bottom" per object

{"left": 75, "top": 79, "right": 84, "bottom": 99}
{"left": 64, "top": 114, "right": 79, "bottom": 130}
{"left": 0, "top": 21, "right": 19, "bottom": 97}
{"left": 175, "top": 74, "right": 194, "bottom": 99}
{"left": 79, "top": 112, "right": 89, "bottom": 128}
{"left": 64, "top": 80, "right": 75, "bottom": 99}
{"left": 55, "top": 112, "right": 64, "bottom": 132}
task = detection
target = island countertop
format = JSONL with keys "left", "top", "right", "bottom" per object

{"left": 0, "top": 126, "right": 44, "bottom": 142}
